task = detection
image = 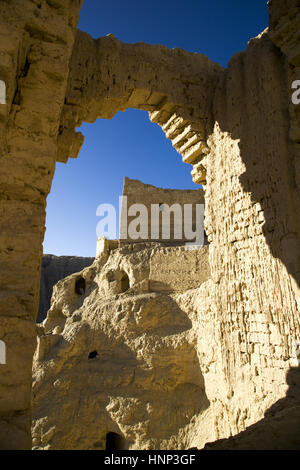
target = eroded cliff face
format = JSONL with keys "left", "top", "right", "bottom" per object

{"left": 38, "top": 255, "right": 94, "bottom": 323}
{"left": 32, "top": 244, "right": 211, "bottom": 450}
{"left": 198, "top": 30, "right": 300, "bottom": 438}
{"left": 0, "top": 0, "right": 299, "bottom": 449}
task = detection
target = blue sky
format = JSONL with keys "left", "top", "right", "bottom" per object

{"left": 43, "top": 0, "right": 268, "bottom": 257}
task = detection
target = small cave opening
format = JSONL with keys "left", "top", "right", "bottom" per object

{"left": 88, "top": 350, "right": 98, "bottom": 359}
{"left": 105, "top": 432, "right": 125, "bottom": 451}
{"left": 120, "top": 271, "right": 130, "bottom": 292}
{"left": 75, "top": 277, "right": 86, "bottom": 295}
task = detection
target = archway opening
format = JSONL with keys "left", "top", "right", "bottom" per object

{"left": 44, "top": 109, "right": 200, "bottom": 255}
{"left": 39, "top": 109, "right": 202, "bottom": 322}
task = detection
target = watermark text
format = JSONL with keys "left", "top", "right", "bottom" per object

{"left": 291, "top": 80, "right": 300, "bottom": 105}
{"left": 0, "top": 340, "right": 6, "bottom": 365}
{"left": 96, "top": 197, "right": 205, "bottom": 248}
{"left": 0, "top": 80, "right": 6, "bottom": 105}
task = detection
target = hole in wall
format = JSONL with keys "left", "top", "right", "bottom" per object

{"left": 75, "top": 277, "right": 86, "bottom": 295}
{"left": 120, "top": 271, "right": 130, "bottom": 292}
{"left": 105, "top": 432, "right": 125, "bottom": 450}
{"left": 88, "top": 350, "right": 98, "bottom": 359}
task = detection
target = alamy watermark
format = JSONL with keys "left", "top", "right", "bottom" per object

{"left": 0, "top": 340, "right": 6, "bottom": 365}
{"left": 291, "top": 80, "right": 300, "bottom": 105}
{"left": 96, "top": 196, "right": 205, "bottom": 248}
{"left": 0, "top": 80, "right": 6, "bottom": 105}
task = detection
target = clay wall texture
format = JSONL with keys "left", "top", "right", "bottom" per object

{"left": 32, "top": 243, "right": 211, "bottom": 449}
{"left": 0, "top": 0, "right": 84, "bottom": 449}
{"left": 119, "top": 177, "right": 205, "bottom": 245}
{"left": 0, "top": 0, "right": 299, "bottom": 449}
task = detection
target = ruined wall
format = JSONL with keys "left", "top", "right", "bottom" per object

{"left": 119, "top": 177, "right": 205, "bottom": 245}
{"left": 200, "top": 4, "right": 300, "bottom": 438}
{"left": 0, "top": 0, "right": 299, "bottom": 450}
{"left": 38, "top": 254, "right": 94, "bottom": 323}
{"left": 149, "top": 246, "right": 210, "bottom": 293}
{"left": 188, "top": 25, "right": 300, "bottom": 442}
{"left": 0, "top": 9, "right": 221, "bottom": 447}
{"left": 0, "top": 0, "right": 83, "bottom": 450}
{"left": 52, "top": 0, "right": 300, "bottom": 447}
{"left": 32, "top": 243, "right": 211, "bottom": 450}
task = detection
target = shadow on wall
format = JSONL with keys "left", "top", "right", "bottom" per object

{"left": 204, "top": 367, "right": 300, "bottom": 449}
{"left": 200, "top": 30, "right": 300, "bottom": 450}
{"left": 214, "top": 33, "right": 300, "bottom": 298}
{"left": 105, "top": 432, "right": 127, "bottom": 450}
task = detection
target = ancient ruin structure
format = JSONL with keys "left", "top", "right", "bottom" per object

{"left": 0, "top": 0, "right": 299, "bottom": 449}
{"left": 32, "top": 242, "right": 210, "bottom": 449}
{"left": 119, "top": 177, "right": 205, "bottom": 245}
{"left": 38, "top": 176, "right": 203, "bottom": 325}
{"left": 38, "top": 254, "right": 94, "bottom": 322}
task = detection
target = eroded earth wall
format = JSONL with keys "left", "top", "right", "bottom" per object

{"left": 191, "top": 27, "right": 300, "bottom": 443}
{"left": 59, "top": 0, "right": 300, "bottom": 446}
{"left": 119, "top": 177, "right": 205, "bottom": 245}
{"left": 0, "top": 0, "right": 83, "bottom": 449}
{"left": 38, "top": 254, "right": 94, "bottom": 323}
{"left": 32, "top": 244, "right": 211, "bottom": 450}
{"left": 0, "top": 0, "right": 299, "bottom": 449}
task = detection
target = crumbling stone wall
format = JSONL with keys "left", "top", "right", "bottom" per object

{"left": 38, "top": 254, "right": 94, "bottom": 323}
{"left": 59, "top": 4, "right": 300, "bottom": 445}
{"left": 119, "top": 177, "right": 205, "bottom": 245}
{"left": 192, "top": 27, "right": 300, "bottom": 442}
{"left": 0, "top": 0, "right": 299, "bottom": 449}
{"left": 0, "top": 0, "right": 84, "bottom": 450}
{"left": 32, "top": 243, "right": 211, "bottom": 450}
